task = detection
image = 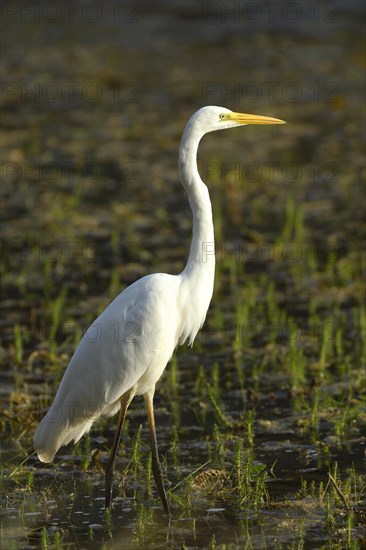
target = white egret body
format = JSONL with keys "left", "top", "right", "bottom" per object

{"left": 34, "top": 106, "right": 285, "bottom": 513}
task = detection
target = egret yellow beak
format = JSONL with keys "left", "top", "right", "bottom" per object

{"left": 230, "top": 112, "right": 286, "bottom": 125}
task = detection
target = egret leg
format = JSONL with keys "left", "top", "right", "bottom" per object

{"left": 144, "top": 387, "right": 171, "bottom": 516}
{"left": 105, "top": 388, "right": 135, "bottom": 509}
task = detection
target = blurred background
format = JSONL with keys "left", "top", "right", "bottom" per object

{"left": 1, "top": 1, "right": 365, "bottom": 548}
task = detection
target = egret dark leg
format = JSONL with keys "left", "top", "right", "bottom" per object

{"left": 144, "top": 388, "right": 171, "bottom": 516}
{"left": 105, "top": 389, "right": 135, "bottom": 509}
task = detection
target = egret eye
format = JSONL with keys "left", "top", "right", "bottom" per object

{"left": 219, "top": 113, "right": 226, "bottom": 120}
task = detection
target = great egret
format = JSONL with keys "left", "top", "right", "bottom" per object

{"left": 34, "top": 106, "right": 285, "bottom": 514}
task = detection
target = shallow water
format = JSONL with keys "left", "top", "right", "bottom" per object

{"left": 1, "top": 1, "right": 365, "bottom": 548}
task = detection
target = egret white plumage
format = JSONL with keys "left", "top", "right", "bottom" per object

{"left": 34, "top": 106, "right": 285, "bottom": 514}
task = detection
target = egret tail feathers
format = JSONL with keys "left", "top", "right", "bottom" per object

{"left": 34, "top": 415, "right": 93, "bottom": 463}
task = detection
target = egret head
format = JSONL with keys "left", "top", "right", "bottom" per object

{"left": 189, "top": 105, "right": 286, "bottom": 135}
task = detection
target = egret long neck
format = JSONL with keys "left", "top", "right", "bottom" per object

{"left": 177, "top": 124, "right": 215, "bottom": 344}
{"left": 179, "top": 126, "right": 215, "bottom": 275}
